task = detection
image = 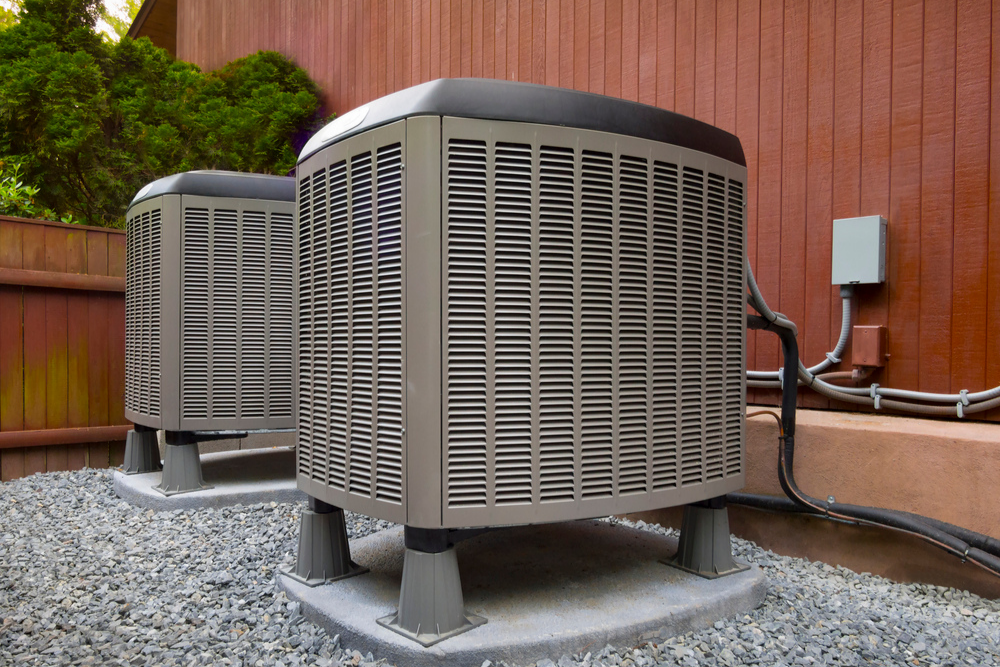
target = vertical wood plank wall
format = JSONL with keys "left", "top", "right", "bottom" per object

{"left": 0, "top": 217, "right": 127, "bottom": 480}
{"left": 176, "top": 0, "right": 1000, "bottom": 420}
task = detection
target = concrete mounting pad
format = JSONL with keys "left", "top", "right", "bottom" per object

{"left": 279, "top": 520, "right": 767, "bottom": 666}
{"left": 113, "top": 447, "right": 305, "bottom": 511}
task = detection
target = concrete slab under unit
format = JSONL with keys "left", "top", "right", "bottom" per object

{"left": 113, "top": 447, "right": 305, "bottom": 510}
{"left": 279, "top": 520, "right": 767, "bottom": 666}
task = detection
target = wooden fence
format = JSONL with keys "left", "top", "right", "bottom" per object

{"left": 0, "top": 216, "right": 129, "bottom": 481}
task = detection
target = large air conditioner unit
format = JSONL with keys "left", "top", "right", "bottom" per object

{"left": 288, "top": 79, "right": 748, "bottom": 645}
{"left": 123, "top": 170, "right": 296, "bottom": 494}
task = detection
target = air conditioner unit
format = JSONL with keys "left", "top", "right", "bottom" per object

{"left": 288, "top": 79, "right": 748, "bottom": 645}
{"left": 123, "top": 170, "right": 296, "bottom": 493}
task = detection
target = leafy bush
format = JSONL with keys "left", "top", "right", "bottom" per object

{"left": 0, "top": 158, "right": 75, "bottom": 223}
{"left": 0, "top": 0, "right": 326, "bottom": 227}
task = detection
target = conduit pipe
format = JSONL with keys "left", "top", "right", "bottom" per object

{"left": 736, "top": 314, "right": 1000, "bottom": 576}
{"left": 745, "top": 257, "right": 1000, "bottom": 417}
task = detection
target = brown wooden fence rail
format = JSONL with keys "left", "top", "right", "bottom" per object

{"left": 0, "top": 215, "right": 128, "bottom": 481}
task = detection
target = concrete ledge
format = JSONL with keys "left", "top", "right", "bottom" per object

{"left": 630, "top": 406, "right": 1000, "bottom": 599}
{"left": 114, "top": 447, "right": 305, "bottom": 510}
{"left": 741, "top": 406, "right": 1000, "bottom": 537}
{"left": 280, "top": 521, "right": 767, "bottom": 666}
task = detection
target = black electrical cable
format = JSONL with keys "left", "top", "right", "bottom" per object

{"left": 732, "top": 314, "right": 1000, "bottom": 577}
{"left": 726, "top": 492, "right": 1000, "bottom": 573}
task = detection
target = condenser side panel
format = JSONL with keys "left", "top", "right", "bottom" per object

{"left": 124, "top": 195, "right": 167, "bottom": 430}
{"left": 441, "top": 118, "right": 747, "bottom": 529}
{"left": 177, "top": 195, "right": 296, "bottom": 432}
{"left": 295, "top": 121, "right": 407, "bottom": 525}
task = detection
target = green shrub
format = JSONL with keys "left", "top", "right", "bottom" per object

{"left": 0, "top": 158, "right": 75, "bottom": 223}
{"left": 0, "top": 0, "right": 326, "bottom": 227}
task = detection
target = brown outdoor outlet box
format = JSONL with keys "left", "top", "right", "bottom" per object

{"left": 852, "top": 325, "right": 888, "bottom": 367}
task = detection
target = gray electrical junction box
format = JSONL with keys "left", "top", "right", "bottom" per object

{"left": 831, "top": 215, "right": 887, "bottom": 285}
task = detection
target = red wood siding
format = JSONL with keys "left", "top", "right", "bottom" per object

{"left": 175, "top": 0, "right": 1000, "bottom": 420}
{"left": 0, "top": 217, "right": 127, "bottom": 480}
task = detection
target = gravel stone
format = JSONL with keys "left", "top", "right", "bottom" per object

{"left": 2, "top": 470, "right": 999, "bottom": 666}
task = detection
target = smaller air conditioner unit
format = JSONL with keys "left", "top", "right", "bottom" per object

{"left": 123, "top": 170, "right": 296, "bottom": 495}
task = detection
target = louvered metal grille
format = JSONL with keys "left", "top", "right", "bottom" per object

{"left": 125, "top": 208, "right": 162, "bottom": 419}
{"left": 242, "top": 211, "right": 267, "bottom": 418}
{"left": 493, "top": 143, "right": 533, "bottom": 506}
{"left": 651, "top": 161, "right": 679, "bottom": 491}
{"left": 444, "top": 139, "right": 489, "bottom": 508}
{"left": 442, "top": 121, "right": 745, "bottom": 522}
{"left": 374, "top": 143, "right": 404, "bottom": 504}
{"left": 181, "top": 208, "right": 210, "bottom": 419}
{"left": 296, "top": 135, "right": 405, "bottom": 518}
{"left": 537, "top": 146, "right": 576, "bottom": 503}
{"left": 268, "top": 212, "right": 295, "bottom": 419}
{"left": 178, "top": 204, "right": 296, "bottom": 428}
{"left": 725, "top": 180, "right": 746, "bottom": 476}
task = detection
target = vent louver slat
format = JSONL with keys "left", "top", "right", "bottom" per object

{"left": 537, "top": 146, "right": 576, "bottom": 503}
{"left": 139, "top": 212, "right": 152, "bottom": 415}
{"left": 493, "top": 142, "right": 534, "bottom": 506}
{"left": 375, "top": 143, "right": 404, "bottom": 504}
{"left": 446, "top": 139, "right": 489, "bottom": 508}
{"left": 680, "top": 167, "right": 705, "bottom": 486}
{"left": 212, "top": 210, "right": 239, "bottom": 419}
{"left": 617, "top": 155, "right": 649, "bottom": 495}
{"left": 268, "top": 212, "right": 295, "bottom": 419}
{"left": 125, "top": 218, "right": 133, "bottom": 413}
{"left": 182, "top": 208, "right": 210, "bottom": 420}
{"left": 705, "top": 174, "right": 728, "bottom": 481}
{"left": 651, "top": 161, "right": 680, "bottom": 491}
{"left": 349, "top": 152, "right": 375, "bottom": 497}
{"left": 241, "top": 211, "right": 267, "bottom": 419}
{"left": 579, "top": 150, "right": 614, "bottom": 500}
{"left": 310, "top": 168, "right": 331, "bottom": 485}
{"left": 726, "top": 179, "right": 745, "bottom": 477}
{"left": 297, "top": 175, "right": 314, "bottom": 478}
{"left": 328, "top": 161, "right": 349, "bottom": 490}
{"left": 148, "top": 209, "right": 161, "bottom": 416}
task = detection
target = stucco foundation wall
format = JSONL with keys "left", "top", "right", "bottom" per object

{"left": 630, "top": 407, "right": 1000, "bottom": 599}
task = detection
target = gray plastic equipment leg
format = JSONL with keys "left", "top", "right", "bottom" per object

{"left": 663, "top": 497, "right": 749, "bottom": 579}
{"left": 153, "top": 442, "right": 211, "bottom": 496}
{"left": 121, "top": 427, "right": 161, "bottom": 474}
{"left": 377, "top": 543, "right": 486, "bottom": 647}
{"left": 282, "top": 498, "right": 368, "bottom": 586}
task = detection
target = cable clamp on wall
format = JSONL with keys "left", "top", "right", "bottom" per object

{"left": 956, "top": 402, "right": 965, "bottom": 419}
{"left": 959, "top": 389, "right": 970, "bottom": 406}
{"left": 825, "top": 352, "right": 842, "bottom": 364}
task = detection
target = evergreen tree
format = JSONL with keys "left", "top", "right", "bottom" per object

{"left": 0, "top": 0, "right": 324, "bottom": 226}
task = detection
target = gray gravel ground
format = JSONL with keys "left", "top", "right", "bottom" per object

{"left": 1, "top": 469, "right": 998, "bottom": 667}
